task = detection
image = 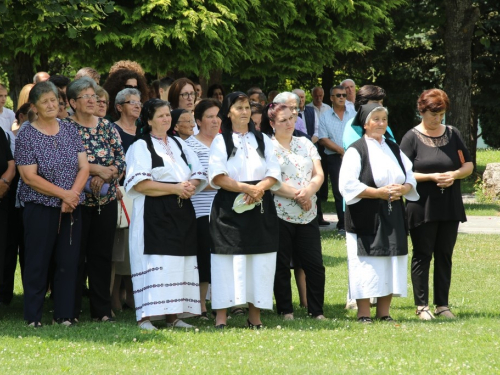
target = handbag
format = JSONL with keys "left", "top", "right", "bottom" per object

{"left": 117, "top": 186, "right": 133, "bottom": 228}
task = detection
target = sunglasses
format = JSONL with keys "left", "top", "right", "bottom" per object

{"left": 333, "top": 93, "right": 347, "bottom": 98}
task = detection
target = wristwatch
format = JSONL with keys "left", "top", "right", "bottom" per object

{"left": 0, "top": 178, "right": 10, "bottom": 186}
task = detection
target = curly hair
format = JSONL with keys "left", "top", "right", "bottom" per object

{"left": 103, "top": 69, "right": 149, "bottom": 121}
{"left": 109, "top": 60, "right": 145, "bottom": 76}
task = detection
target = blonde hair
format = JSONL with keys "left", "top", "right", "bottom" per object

{"left": 17, "top": 83, "right": 34, "bottom": 110}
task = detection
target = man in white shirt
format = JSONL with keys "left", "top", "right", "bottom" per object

{"left": 341, "top": 79, "right": 356, "bottom": 113}
{"left": 306, "top": 86, "right": 331, "bottom": 118}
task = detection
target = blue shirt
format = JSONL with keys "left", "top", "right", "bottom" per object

{"left": 318, "top": 107, "right": 355, "bottom": 155}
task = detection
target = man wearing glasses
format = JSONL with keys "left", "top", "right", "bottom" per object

{"left": 318, "top": 86, "right": 355, "bottom": 234}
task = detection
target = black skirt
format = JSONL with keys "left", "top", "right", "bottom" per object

{"left": 209, "top": 181, "right": 279, "bottom": 255}
{"left": 143, "top": 186, "right": 197, "bottom": 256}
{"left": 357, "top": 199, "right": 408, "bottom": 257}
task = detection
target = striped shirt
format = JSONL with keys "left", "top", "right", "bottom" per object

{"left": 185, "top": 136, "right": 216, "bottom": 218}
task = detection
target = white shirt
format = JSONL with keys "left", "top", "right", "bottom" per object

{"left": 0, "top": 108, "right": 15, "bottom": 154}
{"left": 306, "top": 102, "right": 331, "bottom": 119}
{"left": 339, "top": 136, "right": 419, "bottom": 205}
{"left": 208, "top": 132, "right": 281, "bottom": 190}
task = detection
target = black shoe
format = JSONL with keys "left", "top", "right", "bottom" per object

{"left": 214, "top": 323, "right": 226, "bottom": 330}
{"left": 246, "top": 319, "right": 263, "bottom": 329}
{"left": 53, "top": 318, "right": 74, "bottom": 327}
{"left": 318, "top": 219, "right": 331, "bottom": 227}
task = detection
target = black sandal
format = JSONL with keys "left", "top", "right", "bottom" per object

{"left": 246, "top": 319, "right": 263, "bottom": 329}
{"left": 214, "top": 323, "right": 226, "bottom": 330}
{"left": 231, "top": 307, "right": 245, "bottom": 316}
{"left": 357, "top": 316, "right": 372, "bottom": 324}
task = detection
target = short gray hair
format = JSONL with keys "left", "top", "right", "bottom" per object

{"left": 66, "top": 77, "right": 98, "bottom": 102}
{"left": 366, "top": 106, "right": 389, "bottom": 125}
{"left": 115, "top": 88, "right": 141, "bottom": 105}
{"left": 274, "top": 91, "right": 299, "bottom": 106}
{"left": 341, "top": 79, "right": 355, "bottom": 86}
{"left": 28, "top": 81, "right": 58, "bottom": 104}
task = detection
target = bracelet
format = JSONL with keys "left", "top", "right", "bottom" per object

{"left": 0, "top": 178, "right": 10, "bottom": 186}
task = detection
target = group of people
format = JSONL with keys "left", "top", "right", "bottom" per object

{"left": 0, "top": 62, "right": 472, "bottom": 329}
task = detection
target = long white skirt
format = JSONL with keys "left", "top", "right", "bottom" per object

{"left": 346, "top": 233, "right": 407, "bottom": 300}
{"left": 131, "top": 254, "right": 201, "bottom": 321}
{"left": 211, "top": 253, "right": 277, "bottom": 310}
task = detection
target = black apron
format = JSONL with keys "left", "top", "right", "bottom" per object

{"left": 356, "top": 199, "right": 408, "bottom": 257}
{"left": 209, "top": 181, "right": 279, "bottom": 255}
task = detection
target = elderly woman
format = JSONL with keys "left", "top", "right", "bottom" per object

{"left": 94, "top": 86, "right": 109, "bottom": 118}
{"left": 168, "top": 109, "right": 195, "bottom": 140}
{"left": 110, "top": 88, "right": 142, "bottom": 312}
{"left": 125, "top": 99, "right": 207, "bottom": 330}
{"left": 339, "top": 103, "right": 419, "bottom": 323}
{"left": 260, "top": 103, "right": 326, "bottom": 320}
{"left": 15, "top": 81, "right": 89, "bottom": 327}
{"left": 400, "top": 89, "right": 473, "bottom": 320}
{"left": 273, "top": 92, "right": 308, "bottom": 137}
{"left": 66, "top": 77, "right": 126, "bottom": 322}
{"left": 185, "top": 98, "right": 222, "bottom": 318}
{"left": 208, "top": 92, "right": 281, "bottom": 329}
{"left": 103, "top": 69, "right": 149, "bottom": 121}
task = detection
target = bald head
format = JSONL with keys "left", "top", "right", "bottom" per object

{"left": 33, "top": 72, "right": 50, "bottom": 84}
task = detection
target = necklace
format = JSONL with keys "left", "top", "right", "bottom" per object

{"left": 34, "top": 122, "right": 59, "bottom": 148}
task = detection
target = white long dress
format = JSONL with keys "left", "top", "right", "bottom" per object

{"left": 125, "top": 136, "right": 207, "bottom": 321}
{"left": 208, "top": 132, "right": 281, "bottom": 310}
{"left": 339, "top": 136, "right": 419, "bottom": 299}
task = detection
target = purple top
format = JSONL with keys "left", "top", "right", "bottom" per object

{"left": 67, "top": 117, "right": 126, "bottom": 207}
{"left": 15, "top": 120, "right": 85, "bottom": 208}
{"left": 295, "top": 116, "right": 307, "bottom": 134}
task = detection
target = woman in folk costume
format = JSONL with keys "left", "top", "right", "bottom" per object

{"left": 125, "top": 99, "right": 207, "bottom": 330}
{"left": 208, "top": 92, "right": 281, "bottom": 329}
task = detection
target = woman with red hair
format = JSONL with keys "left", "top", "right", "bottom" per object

{"left": 400, "top": 89, "right": 473, "bottom": 320}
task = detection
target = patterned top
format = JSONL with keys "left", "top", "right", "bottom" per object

{"left": 271, "top": 136, "right": 320, "bottom": 224}
{"left": 185, "top": 136, "right": 214, "bottom": 218}
{"left": 67, "top": 117, "right": 126, "bottom": 207}
{"left": 15, "top": 120, "right": 85, "bottom": 208}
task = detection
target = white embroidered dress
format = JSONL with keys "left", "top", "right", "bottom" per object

{"left": 125, "top": 136, "right": 207, "bottom": 321}
{"left": 208, "top": 132, "right": 282, "bottom": 309}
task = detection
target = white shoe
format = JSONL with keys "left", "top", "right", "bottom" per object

{"left": 283, "top": 313, "right": 294, "bottom": 321}
{"left": 139, "top": 320, "right": 158, "bottom": 331}
{"left": 166, "top": 319, "right": 195, "bottom": 329}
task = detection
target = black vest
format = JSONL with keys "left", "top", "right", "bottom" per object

{"left": 345, "top": 137, "right": 407, "bottom": 235}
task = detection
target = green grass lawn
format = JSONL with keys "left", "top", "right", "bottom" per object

{"left": 1, "top": 232, "right": 499, "bottom": 374}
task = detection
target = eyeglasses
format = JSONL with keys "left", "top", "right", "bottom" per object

{"left": 287, "top": 106, "right": 300, "bottom": 112}
{"left": 97, "top": 100, "right": 109, "bottom": 106}
{"left": 179, "top": 92, "right": 196, "bottom": 99}
{"left": 124, "top": 85, "right": 138, "bottom": 89}
{"left": 333, "top": 93, "right": 347, "bottom": 98}
{"left": 122, "top": 100, "right": 143, "bottom": 107}
{"left": 76, "top": 94, "right": 98, "bottom": 101}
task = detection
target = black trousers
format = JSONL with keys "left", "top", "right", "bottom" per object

{"left": 326, "top": 154, "right": 344, "bottom": 229}
{"left": 410, "top": 220, "right": 459, "bottom": 306}
{"left": 196, "top": 215, "right": 211, "bottom": 283}
{"left": 75, "top": 201, "right": 117, "bottom": 319}
{"left": 274, "top": 218, "right": 325, "bottom": 317}
{"left": 0, "top": 203, "right": 24, "bottom": 304}
{"left": 22, "top": 203, "right": 81, "bottom": 322}
{"left": 0, "top": 198, "right": 7, "bottom": 288}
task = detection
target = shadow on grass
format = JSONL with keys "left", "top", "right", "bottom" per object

{"left": 464, "top": 202, "right": 500, "bottom": 213}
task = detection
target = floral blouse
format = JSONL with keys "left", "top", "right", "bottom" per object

{"left": 67, "top": 117, "right": 126, "bottom": 207}
{"left": 271, "top": 136, "right": 320, "bottom": 224}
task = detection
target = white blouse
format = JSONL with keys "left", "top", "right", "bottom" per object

{"left": 271, "top": 136, "right": 320, "bottom": 224}
{"left": 208, "top": 132, "right": 281, "bottom": 190}
{"left": 339, "top": 136, "right": 419, "bottom": 205}
{"left": 124, "top": 135, "right": 207, "bottom": 198}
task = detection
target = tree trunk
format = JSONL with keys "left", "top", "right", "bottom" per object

{"left": 321, "top": 66, "right": 334, "bottom": 107}
{"left": 443, "top": 1, "right": 480, "bottom": 158}
{"left": 11, "top": 52, "right": 35, "bottom": 110}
